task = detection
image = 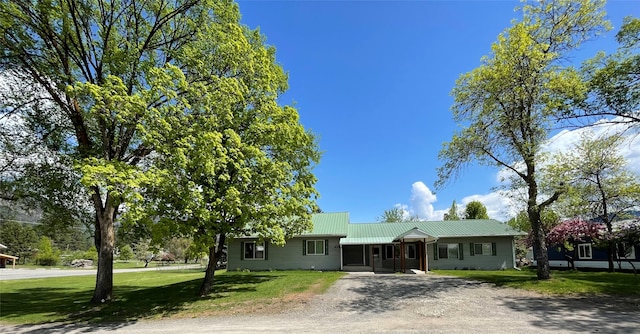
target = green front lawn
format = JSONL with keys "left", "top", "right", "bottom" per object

{"left": 433, "top": 268, "right": 640, "bottom": 295}
{"left": 0, "top": 270, "right": 344, "bottom": 325}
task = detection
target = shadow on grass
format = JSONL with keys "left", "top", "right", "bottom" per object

{"left": 1, "top": 272, "right": 276, "bottom": 331}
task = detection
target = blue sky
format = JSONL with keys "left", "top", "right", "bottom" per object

{"left": 238, "top": 0, "right": 640, "bottom": 223}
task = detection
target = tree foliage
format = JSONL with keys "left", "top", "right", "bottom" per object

{"left": 571, "top": 17, "right": 640, "bottom": 128}
{"left": 544, "top": 133, "right": 640, "bottom": 271}
{"left": 34, "top": 236, "right": 61, "bottom": 266}
{"left": 377, "top": 207, "right": 418, "bottom": 223}
{"left": 118, "top": 244, "right": 134, "bottom": 261}
{"left": 0, "top": 0, "right": 318, "bottom": 302}
{"left": 436, "top": 0, "right": 609, "bottom": 279}
{"left": 443, "top": 200, "right": 460, "bottom": 221}
{"left": 544, "top": 219, "right": 604, "bottom": 248}
{"left": 0, "top": 221, "right": 38, "bottom": 264}
{"left": 117, "top": 7, "right": 320, "bottom": 295}
{"left": 464, "top": 200, "right": 489, "bottom": 219}
{"left": 507, "top": 208, "right": 560, "bottom": 233}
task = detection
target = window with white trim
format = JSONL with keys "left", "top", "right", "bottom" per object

{"left": 244, "top": 241, "right": 265, "bottom": 260}
{"left": 578, "top": 243, "right": 592, "bottom": 259}
{"left": 474, "top": 243, "right": 492, "bottom": 256}
{"left": 438, "top": 243, "right": 459, "bottom": 259}
{"left": 306, "top": 240, "right": 325, "bottom": 255}
{"left": 405, "top": 244, "right": 416, "bottom": 259}
{"left": 384, "top": 245, "right": 400, "bottom": 260}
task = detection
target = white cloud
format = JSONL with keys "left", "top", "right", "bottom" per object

{"left": 471, "top": 118, "right": 640, "bottom": 221}
{"left": 543, "top": 118, "right": 640, "bottom": 174}
{"left": 394, "top": 181, "right": 445, "bottom": 221}
{"left": 460, "top": 191, "right": 519, "bottom": 222}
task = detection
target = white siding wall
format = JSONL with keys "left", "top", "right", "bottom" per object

{"left": 227, "top": 237, "right": 342, "bottom": 271}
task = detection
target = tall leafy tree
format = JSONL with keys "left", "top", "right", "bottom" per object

{"left": 569, "top": 17, "right": 640, "bottom": 129}
{"left": 544, "top": 133, "right": 640, "bottom": 271}
{"left": 436, "top": 0, "right": 609, "bottom": 279}
{"left": 116, "top": 6, "right": 320, "bottom": 296}
{"left": 0, "top": 0, "right": 295, "bottom": 302}
{"left": 464, "top": 200, "right": 490, "bottom": 219}
{"left": 443, "top": 200, "right": 460, "bottom": 221}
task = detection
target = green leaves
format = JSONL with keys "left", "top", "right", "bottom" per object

{"left": 544, "top": 133, "right": 640, "bottom": 226}
{"left": 439, "top": 0, "right": 610, "bottom": 279}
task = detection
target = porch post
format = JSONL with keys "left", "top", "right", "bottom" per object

{"left": 424, "top": 239, "right": 429, "bottom": 272}
{"left": 393, "top": 244, "right": 396, "bottom": 272}
{"left": 362, "top": 244, "right": 366, "bottom": 267}
{"left": 400, "top": 240, "right": 405, "bottom": 273}
{"left": 340, "top": 244, "right": 343, "bottom": 271}
{"left": 372, "top": 245, "right": 375, "bottom": 272}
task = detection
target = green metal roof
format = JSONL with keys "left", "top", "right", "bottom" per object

{"left": 236, "top": 213, "right": 524, "bottom": 242}
{"left": 302, "top": 212, "right": 350, "bottom": 236}
{"left": 340, "top": 219, "right": 524, "bottom": 245}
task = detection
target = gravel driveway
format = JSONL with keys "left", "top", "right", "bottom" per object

{"left": 3, "top": 272, "right": 640, "bottom": 333}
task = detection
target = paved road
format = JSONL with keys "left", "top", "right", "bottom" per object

{"left": 0, "top": 264, "right": 202, "bottom": 281}
{"left": 2, "top": 272, "right": 640, "bottom": 333}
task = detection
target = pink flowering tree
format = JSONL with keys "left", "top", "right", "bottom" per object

{"left": 544, "top": 219, "right": 605, "bottom": 269}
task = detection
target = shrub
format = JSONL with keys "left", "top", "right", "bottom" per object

{"left": 119, "top": 245, "right": 134, "bottom": 261}
{"left": 34, "top": 237, "right": 61, "bottom": 266}
{"left": 84, "top": 246, "right": 99, "bottom": 262}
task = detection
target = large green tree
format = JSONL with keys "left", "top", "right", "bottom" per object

{"left": 112, "top": 4, "right": 320, "bottom": 296}
{"left": 129, "top": 41, "right": 320, "bottom": 295}
{"left": 436, "top": 0, "right": 609, "bottom": 280}
{"left": 464, "top": 200, "right": 489, "bottom": 220}
{"left": 0, "top": 0, "right": 297, "bottom": 302}
{"left": 570, "top": 16, "right": 640, "bottom": 128}
{"left": 544, "top": 133, "right": 640, "bottom": 271}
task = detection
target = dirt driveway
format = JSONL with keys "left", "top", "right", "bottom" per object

{"left": 4, "top": 272, "right": 640, "bottom": 333}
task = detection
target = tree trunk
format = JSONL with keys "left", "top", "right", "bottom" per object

{"left": 198, "top": 233, "right": 226, "bottom": 297}
{"left": 608, "top": 242, "right": 615, "bottom": 272}
{"left": 90, "top": 194, "right": 117, "bottom": 303}
{"left": 199, "top": 245, "right": 217, "bottom": 297}
{"left": 529, "top": 208, "right": 551, "bottom": 279}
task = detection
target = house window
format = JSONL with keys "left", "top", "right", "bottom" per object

{"left": 617, "top": 243, "right": 636, "bottom": 260}
{"left": 244, "top": 241, "right": 265, "bottom": 260}
{"left": 474, "top": 243, "right": 492, "bottom": 256}
{"left": 438, "top": 244, "right": 459, "bottom": 259}
{"left": 384, "top": 245, "right": 400, "bottom": 259}
{"left": 578, "top": 243, "right": 592, "bottom": 259}
{"left": 405, "top": 244, "right": 416, "bottom": 259}
{"left": 306, "top": 240, "right": 325, "bottom": 255}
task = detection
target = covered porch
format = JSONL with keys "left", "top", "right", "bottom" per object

{"left": 340, "top": 227, "right": 437, "bottom": 273}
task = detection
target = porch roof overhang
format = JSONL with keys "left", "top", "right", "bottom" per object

{"left": 339, "top": 227, "right": 438, "bottom": 245}
{"left": 393, "top": 227, "right": 438, "bottom": 243}
{"left": 0, "top": 253, "right": 18, "bottom": 260}
{"left": 340, "top": 237, "right": 394, "bottom": 245}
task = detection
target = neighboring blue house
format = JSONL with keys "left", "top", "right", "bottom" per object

{"left": 227, "top": 212, "right": 525, "bottom": 272}
{"left": 546, "top": 221, "right": 640, "bottom": 270}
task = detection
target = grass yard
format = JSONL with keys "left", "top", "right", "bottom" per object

{"left": 0, "top": 270, "right": 344, "bottom": 325}
{"left": 433, "top": 268, "right": 640, "bottom": 295}
{"left": 8, "top": 261, "right": 197, "bottom": 270}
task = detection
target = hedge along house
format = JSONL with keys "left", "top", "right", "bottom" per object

{"left": 227, "top": 212, "right": 525, "bottom": 272}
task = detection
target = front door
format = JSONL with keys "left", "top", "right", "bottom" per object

{"left": 372, "top": 245, "right": 382, "bottom": 271}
